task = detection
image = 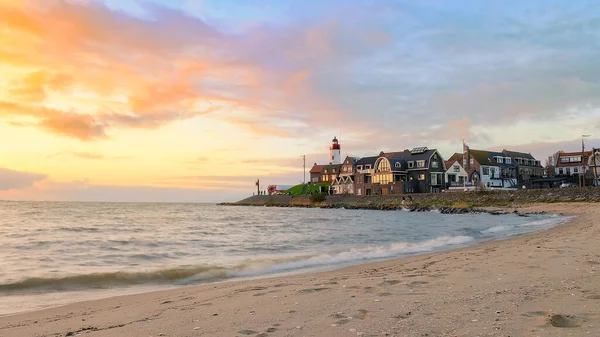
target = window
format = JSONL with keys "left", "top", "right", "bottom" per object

{"left": 431, "top": 173, "right": 438, "bottom": 184}
{"left": 470, "top": 158, "right": 474, "bottom": 165}
{"left": 324, "top": 169, "right": 328, "bottom": 174}
{"left": 357, "top": 165, "right": 363, "bottom": 170}
{"left": 418, "top": 174, "right": 425, "bottom": 180}
{"left": 365, "top": 165, "right": 371, "bottom": 169}
{"left": 559, "top": 168, "right": 564, "bottom": 175}
{"left": 453, "top": 165, "right": 460, "bottom": 172}
{"left": 495, "top": 157, "right": 503, "bottom": 163}
{"left": 395, "top": 162, "right": 401, "bottom": 168}
{"left": 376, "top": 159, "right": 391, "bottom": 172}
{"left": 574, "top": 167, "right": 579, "bottom": 173}
{"left": 332, "top": 169, "right": 336, "bottom": 173}
{"left": 483, "top": 167, "right": 490, "bottom": 175}
{"left": 408, "top": 161, "right": 414, "bottom": 168}
{"left": 506, "top": 158, "right": 511, "bottom": 164}
{"left": 417, "top": 160, "right": 425, "bottom": 168}
{"left": 332, "top": 156, "right": 335, "bottom": 161}
{"left": 431, "top": 161, "right": 438, "bottom": 168}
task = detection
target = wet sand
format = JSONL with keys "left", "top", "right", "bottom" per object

{"left": 1, "top": 203, "right": 599, "bottom": 337}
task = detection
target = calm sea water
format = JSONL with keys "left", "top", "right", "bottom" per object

{"left": 0, "top": 201, "right": 569, "bottom": 316}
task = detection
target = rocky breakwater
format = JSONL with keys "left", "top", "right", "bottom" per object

{"left": 220, "top": 187, "right": 600, "bottom": 212}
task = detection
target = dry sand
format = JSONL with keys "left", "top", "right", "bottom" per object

{"left": 1, "top": 203, "right": 600, "bottom": 337}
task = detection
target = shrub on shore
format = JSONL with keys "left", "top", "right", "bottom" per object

{"left": 310, "top": 192, "right": 327, "bottom": 203}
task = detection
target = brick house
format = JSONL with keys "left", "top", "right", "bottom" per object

{"left": 309, "top": 163, "right": 342, "bottom": 184}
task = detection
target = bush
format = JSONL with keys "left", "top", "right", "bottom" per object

{"left": 310, "top": 192, "right": 327, "bottom": 203}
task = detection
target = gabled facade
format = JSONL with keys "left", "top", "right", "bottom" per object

{"left": 444, "top": 156, "right": 469, "bottom": 188}
{"left": 555, "top": 151, "right": 592, "bottom": 177}
{"left": 353, "top": 147, "right": 446, "bottom": 195}
{"left": 332, "top": 156, "right": 359, "bottom": 194}
{"left": 353, "top": 156, "right": 377, "bottom": 195}
{"left": 463, "top": 147, "right": 517, "bottom": 189}
{"left": 309, "top": 163, "right": 342, "bottom": 184}
{"left": 502, "top": 150, "right": 543, "bottom": 185}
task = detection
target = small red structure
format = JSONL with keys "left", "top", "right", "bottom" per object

{"left": 268, "top": 185, "right": 292, "bottom": 195}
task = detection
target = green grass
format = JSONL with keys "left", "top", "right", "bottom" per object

{"left": 286, "top": 183, "right": 330, "bottom": 196}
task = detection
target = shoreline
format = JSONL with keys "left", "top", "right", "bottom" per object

{"left": 220, "top": 187, "right": 600, "bottom": 211}
{"left": 1, "top": 203, "right": 599, "bottom": 336}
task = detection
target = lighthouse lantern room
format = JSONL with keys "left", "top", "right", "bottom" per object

{"left": 330, "top": 137, "right": 341, "bottom": 164}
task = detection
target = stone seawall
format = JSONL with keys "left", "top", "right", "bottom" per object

{"left": 221, "top": 187, "right": 600, "bottom": 211}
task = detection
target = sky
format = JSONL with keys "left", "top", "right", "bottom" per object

{"left": 1, "top": 0, "right": 599, "bottom": 202}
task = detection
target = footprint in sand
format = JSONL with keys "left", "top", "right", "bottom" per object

{"left": 407, "top": 281, "right": 429, "bottom": 287}
{"left": 549, "top": 314, "right": 582, "bottom": 328}
{"left": 378, "top": 280, "right": 401, "bottom": 286}
{"left": 355, "top": 309, "right": 369, "bottom": 320}
{"left": 298, "top": 287, "right": 330, "bottom": 294}
{"left": 238, "top": 329, "right": 257, "bottom": 335}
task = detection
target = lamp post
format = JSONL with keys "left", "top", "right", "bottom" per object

{"left": 581, "top": 134, "right": 591, "bottom": 187}
{"left": 593, "top": 148, "right": 599, "bottom": 187}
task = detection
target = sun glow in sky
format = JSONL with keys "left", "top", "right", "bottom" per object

{"left": 1, "top": 0, "right": 599, "bottom": 202}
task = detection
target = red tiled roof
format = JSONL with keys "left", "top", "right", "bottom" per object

{"left": 556, "top": 151, "right": 592, "bottom": 168}
{"left": 309, "top": 164, "right": 327, "bottom": 173}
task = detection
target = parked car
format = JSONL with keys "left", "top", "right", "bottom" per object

{"left": 560, "top": 182, "right": 576, "bottom": 188}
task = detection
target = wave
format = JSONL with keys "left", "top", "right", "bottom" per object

{"left": 519, "top": 216, "right": 572, "bottom": 227}
{"left": 0, "top": 235, "right": 473, "bottom": 294}
{"left": 481, "top": 225, "right": 513, "bottom": 233}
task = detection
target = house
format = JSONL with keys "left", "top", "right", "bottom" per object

{"left": 554, "top": 151, "right": 592, "bottom": 184}
{"left": 444, "top": 155, "right": 469, "bottom": 188}
{"left": 353, "top": 156, "right": 378, "bottom": 195}
{"left": 309, "top": 163, "right": 342, "bottom": 184}
{"left": 354, "top": 147, "right": 446, "bottom": 195}
{"left": 502, "top": 150, "right": 544, "bottom": 186}
{"left": 332, "top": 156, "right": 359, "bottom": 194}
{"left": 463, "top": 147, "right": 517, "bottom": 189}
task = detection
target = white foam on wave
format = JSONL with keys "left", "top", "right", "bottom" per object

{"left": 229, "top": 235, "right": 474, "bottom": 278}
{"left": 481, "top": 225, "right": 512, "bottom": 233}
{"left": 519, "top": 216, "right": 572, "bottom": 228}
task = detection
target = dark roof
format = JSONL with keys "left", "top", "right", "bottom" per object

{"left": 356, "top": 156, "right": 378, "bottom": 166}
{"left": 342, "top": 156, "right": 359, "bottom": 165}
{"left": 469, "top": 149, "right": 498, "bottom": 166}
{"left": 489, "top": 151, "right": 516, "bottom": 167}
{"left": 502, "top": 150, "right": 536, "bottom": 160}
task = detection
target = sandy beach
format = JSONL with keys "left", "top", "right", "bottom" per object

{"left": 1, "top": 203, "right": 599, "bottom": 337}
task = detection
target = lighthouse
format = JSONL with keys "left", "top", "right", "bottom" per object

{"left": 330, "top": 137, "right": 341, "bottom": 164}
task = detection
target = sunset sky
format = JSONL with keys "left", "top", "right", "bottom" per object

{"left": 1, "top": 0, "right": 599, "bottom": 202}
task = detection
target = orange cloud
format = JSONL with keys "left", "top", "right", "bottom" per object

{"left": 0, "top": 1, "right": 387, "bottom": 141}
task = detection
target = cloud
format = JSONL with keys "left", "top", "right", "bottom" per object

{"left": 0, "top": 168, "right": 47, "bottom": 191}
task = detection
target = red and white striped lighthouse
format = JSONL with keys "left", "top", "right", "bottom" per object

{"left": 330, "top": 137, "right": 341, "bottom": 164}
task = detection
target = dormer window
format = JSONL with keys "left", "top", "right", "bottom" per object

{"left": 365, "top": 165, "right": 371, "bottom": 169}
{"left": 496, "top": 157, "right": 503, "bottom": 163}
{"left": 357, "top": 165, "right": 363, "bottom": 170}
{"left": 324, "top": 169, "right": 328, "bottom": 173}
{"left": 408, "top": 161, "right": 414, "bottom": 168}
{"left": 395, "top": 162, "right": 401, "bottom": 168}
{"left": 506, "top": 158, "right": 511, "bottom": 164}
{"left": 417, "top": 160, "right": 425, "bottom": 168}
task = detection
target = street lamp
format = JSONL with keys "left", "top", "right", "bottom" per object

{"left": 581, "top": 134, "right": 591, "bottom": 187}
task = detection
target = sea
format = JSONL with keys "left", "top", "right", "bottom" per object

{"left": 0, "top": 201, "right": 570, "bottom": 316}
